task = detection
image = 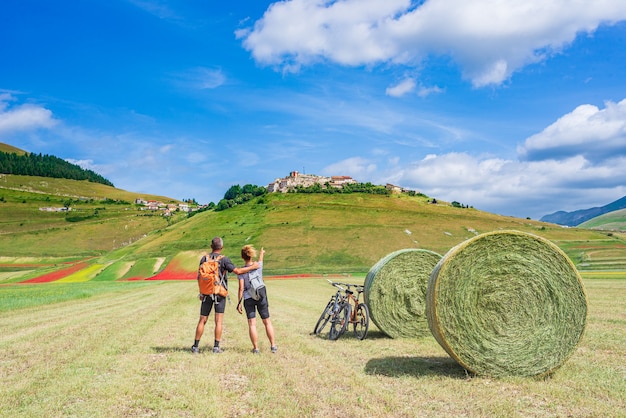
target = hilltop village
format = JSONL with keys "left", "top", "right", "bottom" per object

{"left": 267, "top": 171, "right": 414, "bottom": 194}
{"left": 267, "top": 171, "right": 357, "bottom": 192}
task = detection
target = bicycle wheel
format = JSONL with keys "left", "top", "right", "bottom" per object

{"left": 313, "top": 299, "right": 334, "bottom": 335}
{"left": 353, "top": 303, "right": 370, "bottom": 340}
{"left": 329, "top": 302, "right": 351, "bottom": 341}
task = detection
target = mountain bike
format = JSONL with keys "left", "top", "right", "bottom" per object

{"left": 313, "top": 281, "right": 349, "bottom": 340}
{"left": 313, "top": 280, "right": 370, "bottom": 340}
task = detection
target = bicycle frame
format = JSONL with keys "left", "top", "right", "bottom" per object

{"left": 339, "top": 282, "right": 369, "bottom": 340}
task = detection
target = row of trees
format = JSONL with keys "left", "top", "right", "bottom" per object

{"left": 290, "top": 182, "right": 391, "bottom": 195}
{"left": 0, "top": 151, "right": 114, "bottom": 186}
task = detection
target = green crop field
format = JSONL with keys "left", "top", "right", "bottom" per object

{"left": 0, "top": 278, "right": 624, "bottom": 417}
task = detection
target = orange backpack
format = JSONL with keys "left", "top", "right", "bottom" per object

{"left": 198, "top": 254, "right": 227, "bottom": 297}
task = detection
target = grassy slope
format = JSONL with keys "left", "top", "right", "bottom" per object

{"left": 0, "top": 174, "right": 184, "bottom": 257}
{"left": 2, "top": 175, "right": 626, "bottom": 278}
{"left": 579, "top": 208, "right": 626, "bottom": 231}
{"left": 106, "top": 192, "right": 626, "bottom": 274}
{"left": 0, "top": 142, "right": 27, "bottom": 155}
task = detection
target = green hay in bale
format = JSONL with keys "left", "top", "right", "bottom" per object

{"left": 365, "top": 249, "right": 442, "bottom": 338}
{"left": 427, "top": 230, "right": 587, "bottom": 377}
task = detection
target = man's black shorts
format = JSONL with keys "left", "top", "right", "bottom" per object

{"left": 200, "top": 294, "right": 226, "bottom": 316}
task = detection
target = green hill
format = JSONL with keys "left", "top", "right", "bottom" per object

{"left": 579, "top": 208, "right": 626, "bottom": 231}
{"left": 2, "top": 176, "right": 626, "bottom": 283}
{"left": 0, "top": 174, "right": 185, "bottom": 258}
{"left": 124, "top": 192, "right": 626, "bottom": 273}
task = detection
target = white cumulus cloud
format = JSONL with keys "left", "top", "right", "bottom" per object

{"left": 518, "top": 99, "right": 626, "bottom": 162}
{"left": 0, "top": 94, "right": 58, "bottom": 134}
{"left": 239, "top": 0, "right": 626, "bottom": 86}
{"left": 386, "top": 152, "right": 626, "bottom": 219}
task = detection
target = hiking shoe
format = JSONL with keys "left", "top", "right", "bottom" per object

{"left": 251, "top": 348, "right": 260, "bottom": 354}
{"left": 212, "top": 346, "right": 224, "bottom": 354}
{"left": 271, "top": 346, "right": 278, "bottom": 353}
{"left": 191, "top": 346, "right": 199, "bottom": 354}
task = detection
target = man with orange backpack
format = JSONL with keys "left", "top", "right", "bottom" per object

{"left": 191, "top": 237, "right": 258, "bottom": 354}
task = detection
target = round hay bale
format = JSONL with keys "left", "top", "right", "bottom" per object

{"left": 427, "top": 230, "right": 587, "bottom": 377}
{"left": 365, "top": 249, "right": 442, "bottom": 338}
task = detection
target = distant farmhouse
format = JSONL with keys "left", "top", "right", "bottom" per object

{"left": 39, "top": 206, "right": 70, "bottom": 212}
{"left": 385, "top": 183, "right": 415, "bottom": 194}
{"left": 267, "top": 171, "right": 357, "bottom": 193}
{"left": 134, "top": 198, "right": 190, "bottom": 215}
{"left": 40, "top": 199, "right": 191, "bottom": 216}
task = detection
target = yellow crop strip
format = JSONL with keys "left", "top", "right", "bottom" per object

{"left": 57, "top": 264, "right": 105, "bottom": 283}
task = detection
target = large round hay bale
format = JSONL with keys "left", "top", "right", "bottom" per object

{"left": 427, "top": 230, "right": 587, "bottom": 377}
{"left": 365, "top": 249, "right": 442, "bottom": 338}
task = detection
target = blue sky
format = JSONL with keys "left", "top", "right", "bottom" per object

{"left": 1, "top": 0, "right": 626, "bottom": 219}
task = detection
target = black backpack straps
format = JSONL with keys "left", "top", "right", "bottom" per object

{"left": 243, "top": 273, "right": 250, "bottom": 292}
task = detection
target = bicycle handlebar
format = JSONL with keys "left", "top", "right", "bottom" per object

{"left": 327, "top": 279, "right": 346, "bottom": 291}
{"left": 327, "top": 279, "right": 364, "bottom": 293}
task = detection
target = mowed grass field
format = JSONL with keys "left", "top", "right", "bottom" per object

{"left": 0, "top": 278, "right": 624, "bottom": 417}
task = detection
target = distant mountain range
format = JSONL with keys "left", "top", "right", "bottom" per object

{"left": 540, "top": 196, "right": 626, "bottom": 226}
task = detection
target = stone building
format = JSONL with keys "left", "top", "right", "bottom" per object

{"left": 267, "top": 171, "right": 356, "bottom": 193}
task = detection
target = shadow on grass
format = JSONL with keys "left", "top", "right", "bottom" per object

{"left": 151, "top": 346, "right": 194, "bottom": 354}
{"left": 309, "top": 329, "right": 392, "bottom": 340}
{"left": 151, "top": 346, "right": 265, "bottom": 355}
{"left": 365, "top": 356, "right": 467, "bottom": 379}
{"left": 365, "top": 330, "right": 391, "bottom": 340}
